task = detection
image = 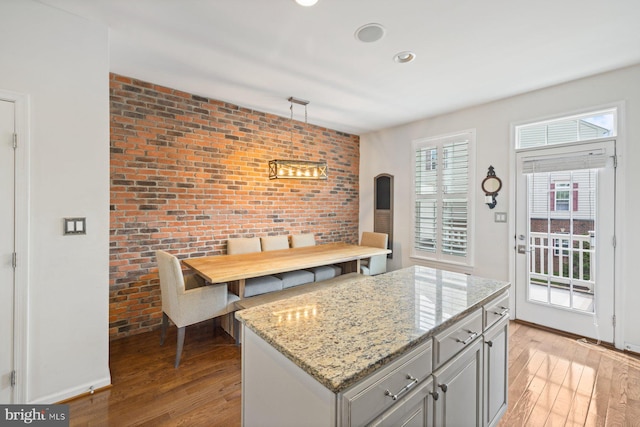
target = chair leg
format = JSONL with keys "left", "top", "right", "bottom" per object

{"left": 175, "top": 326, "right": 186, "bottom": 368}
{"left": 160, "top": 312, "right": 169, "bottom": 345}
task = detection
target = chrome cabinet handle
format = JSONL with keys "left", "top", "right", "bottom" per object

{"left": 493, "top": 306, "right": 509, "bottom": 317}
{"left": 456, "top": 331, "right": 478, "bottom": 345}
{"left": 438, "top": 383, "right": 448, "bottom": 393}
{"left": 384, "top": 375, "right": 418, "bottom": 401}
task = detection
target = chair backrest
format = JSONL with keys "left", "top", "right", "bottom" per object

{"left": 360, "top": 231, "right": 388, "bottom": 249}
{"left": 261, "top": 235, "right": 290, "bottom": 251}
{"left": 290, "top": 233, "right": 316, "bottom": 248}
{"left": 227, "top": 237, "right": 261, "bottom": 255}
{"left": 156, "top": 250, "right": 185, "bottom": 318}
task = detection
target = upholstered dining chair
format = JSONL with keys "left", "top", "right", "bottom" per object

{"left": 289, "top": 233, "right": 342, "bottom": 281}
{"left": 227, "top": 237, "right": 283, "bottom": 297}
{"left": 359, "top": 231, "right": 389, "bottom": 276}
{"left": 156, "top": 250, "right": 239, "bottom": 368}
{"left": 260, "top": 235, "right": 315, "bottom": 288}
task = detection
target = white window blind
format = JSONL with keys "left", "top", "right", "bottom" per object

{"left": 521, "top": 148, "right": 608, "bottom": 173}
{"left": 413, "top": 132, "right": 473, "bottom": 263}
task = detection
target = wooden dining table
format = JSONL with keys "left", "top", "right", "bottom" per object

{"left": 182, "top": 242, "right": 391, "bottom": 299}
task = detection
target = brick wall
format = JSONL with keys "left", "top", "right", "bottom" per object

{"left": 109, "top": 73, "right": 360, "bottom": 339}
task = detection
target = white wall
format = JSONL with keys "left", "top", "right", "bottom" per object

{"left": 360, "top": 64, "right": 640, "bottom": 350}
{"left": 1, "top": 0, "right": 111, "bottom": 402}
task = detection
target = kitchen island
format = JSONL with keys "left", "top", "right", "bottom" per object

{"left": 236, "top": 265, "right": 511, "bottom": 427}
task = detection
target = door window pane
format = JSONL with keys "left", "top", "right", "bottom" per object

{"left": 527, "top": 170, "right": 596, "bottom": 313}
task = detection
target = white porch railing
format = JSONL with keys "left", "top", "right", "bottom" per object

{"left": 529, "top": 231, "right": 595, "bottom": 292}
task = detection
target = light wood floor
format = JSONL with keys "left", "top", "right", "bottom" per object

{"left": 67, "top": 321, "right": 640, "bottom": 426}
{"left": 499, "top": 322, "right": 640, "bottom": 427}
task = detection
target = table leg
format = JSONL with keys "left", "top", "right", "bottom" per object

{"left": 229, "top": 280, "right": 244, "bottom": 298}
{"left": 238, "top": 279, "right": 246, "bottom": 299}
{"left": 340, "top": 260, "right": 360, "bottom": 274}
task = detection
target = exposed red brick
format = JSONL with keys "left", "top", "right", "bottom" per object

{"left": 109, "top": 73, "right": 360, "bottom": 339}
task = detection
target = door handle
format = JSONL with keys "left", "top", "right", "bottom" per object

{"left": 517, "top": 245, "right": 530, "bottom": 254}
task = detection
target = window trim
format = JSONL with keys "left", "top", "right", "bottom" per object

{"left": 411, "top": 129, "right": 476, "bottom": 268}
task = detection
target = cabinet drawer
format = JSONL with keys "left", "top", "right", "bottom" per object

{"left": 483, "top": 292, "right": 509, "bottom": 331}
{"left": 369, "top": 376, "right": 434, "bottom": 427}
{"left": 433, "top": 309, "right": 482, "bottom": 369}
{"left": 342, "top": 341, "right": 432, "bottom": 427}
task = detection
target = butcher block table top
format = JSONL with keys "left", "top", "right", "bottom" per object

{"left": 182, "top": 242, "right": 390, "bottom": 287}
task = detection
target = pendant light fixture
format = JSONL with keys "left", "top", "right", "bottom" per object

{"left": 269, "top": 97, "right": 328, "bottom": 180}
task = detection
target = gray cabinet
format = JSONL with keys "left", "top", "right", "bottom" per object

{"left": 433, "top": 309, "right": 483, "bottom": 369}
{"left": 483, "top": 315, "right": 509, "bottom": 427}
{"left": 432, "top": 338, "right": 484, "bottom": 427}
{"left": 240, "top": 290, "right": 510, "bottom": 427}
{"left": 340, "top": 340, "right": 432, "bottom": 426}
{"left": 369, "top": 377, "right": 434, "bottom": 427}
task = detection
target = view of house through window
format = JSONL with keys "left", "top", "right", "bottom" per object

{"left": 413, "top": 131, "right": 474, "bottom": 264}
{"left": 528, "top": 169, "right": 596, "bottom": 311}
{"left": 515, "top": 108, "right": 616, "bottom": 149}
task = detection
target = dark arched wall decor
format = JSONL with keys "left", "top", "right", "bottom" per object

{"left": 374, "top": 174, "right": 393, "bottom": 258}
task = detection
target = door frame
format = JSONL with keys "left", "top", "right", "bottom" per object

{"left": 1, "top": 89, "right": 30, "bottom": 403}
{"left": 508, "top": 102, "right": 626, "bottom": 350}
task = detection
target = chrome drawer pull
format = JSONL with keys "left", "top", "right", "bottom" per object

{"left": 456, "top": 331, "right": 478, "bottom": 345}
{"left": 492, "top": 307, "right": 509, "bottom": 317}
{"left": 384, "top": 375, "right": 418, "bottom": 401}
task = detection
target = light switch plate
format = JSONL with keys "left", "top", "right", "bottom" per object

{"left": 494, "top": 212, "right": 507, "bottom": 223}
{"left": 64, "top": 217, "right": 86, "bottom": 235}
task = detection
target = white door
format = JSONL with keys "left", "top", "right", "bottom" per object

{"left": 515, "top": 140, "right": 616, "bottom": 343}
{"left": 1, "top": 99, "right": 16, "bottom": 403}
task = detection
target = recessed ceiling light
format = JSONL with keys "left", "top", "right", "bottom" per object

{"left": 393, "top": 51, "right": 416, "bottom": 64}
{"left": 294, "top": 0, "right": 318, "bottom": 6}
{"left": 354, "top": 23, "right": 386, "bottom": 43}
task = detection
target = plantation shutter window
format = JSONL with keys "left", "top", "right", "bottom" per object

{"left": 413, "top": 131, "right": 474, "bottom": 265}
{"left": 415, "top": 146, "right": 438, "bottom": 253}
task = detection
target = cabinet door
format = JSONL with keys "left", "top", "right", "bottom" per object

{"left": 369, "top": 377, "right": 434, "bottom": 427}
{"left": 484, "top": 316, "right": 509, "bottom": 427}
{"left": 432, "top": 338, "right": 483, "bottom": 427}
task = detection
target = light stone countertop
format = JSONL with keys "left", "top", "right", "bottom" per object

{"left": 235, "top": 265, "right": 510, "bottom": 393}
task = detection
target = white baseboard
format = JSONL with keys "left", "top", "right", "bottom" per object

{"left": 624, "top": 342, "right": 640, "bottom": 354}
{"left": 29, "top": 375, "right": 112, "bottom": 404}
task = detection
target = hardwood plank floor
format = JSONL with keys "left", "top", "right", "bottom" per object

{"left": 68, "top": 321, "right": 242, "bottom": 427}
{"left": 498, "top": 322, "right": 640, "bottom": 427}
{"left": 66, "top": 321, "right": 640, "bottom": 426}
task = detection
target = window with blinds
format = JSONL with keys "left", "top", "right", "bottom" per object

{"left": 413, "top": 131, "right": 474, "bottom": 264}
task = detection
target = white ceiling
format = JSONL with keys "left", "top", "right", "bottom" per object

{"left": 39, "top": 0, "right": 640, "bottom": 135}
